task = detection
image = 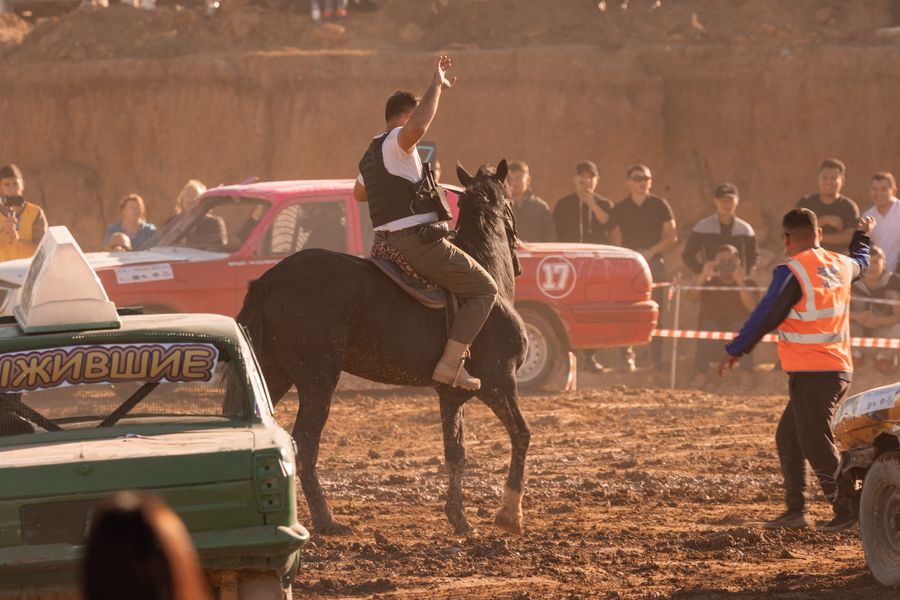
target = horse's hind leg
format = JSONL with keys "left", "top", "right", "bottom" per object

{"left": 479, "top": 382, "right": 530, "bottom": 535}
{"left": 439, "top": 388, "right": 474, "bottom": 534}
{"left": 292, "top": 365, "right": 349, "bottom": 535}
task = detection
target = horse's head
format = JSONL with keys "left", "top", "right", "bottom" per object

{"left": 454, "top": 159, "right": 522, "bottom": 297}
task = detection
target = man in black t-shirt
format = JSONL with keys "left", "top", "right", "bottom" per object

{"left": 553, "top": 160, "right": 614, "bottom": 244}
{"left": 609, "top": 164, "right": 678, "bottom": 371}
{"left": 796, "top": 158, "right": 859, "bottom": 254}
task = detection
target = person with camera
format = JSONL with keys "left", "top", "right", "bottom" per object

{"left": 553, "top": 160, "right": 612, "bottom": 244}
{"left": 719, "top": 209, "right": 874, "bottom": 532}
{"left": 353, "top": 55, "right": 497, "bottom": 391}
{"left": 0, "top": 164, "right": 47, "bottom": 262}
{"left": 689, "top": 244, "right": 758, "bottom": 390}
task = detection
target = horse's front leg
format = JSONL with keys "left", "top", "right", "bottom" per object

{"left": 480, "top": 382, "right": 530, "bottom": 535}
{"left": 438, "top": 390, "right": 474, "bottom": 534}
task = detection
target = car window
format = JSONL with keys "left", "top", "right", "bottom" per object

{"left": 263, "top": 199, "right": 347, "bottom": 256}
{"left": 0, "top": 342, "right": 251, "bottom": 438}
{"left": 157, "top": 196, "right": 269, "bottom": 253}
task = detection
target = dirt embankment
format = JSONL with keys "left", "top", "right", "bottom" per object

{"left": 1, "top": 1, "right": 900, "bottom": 251}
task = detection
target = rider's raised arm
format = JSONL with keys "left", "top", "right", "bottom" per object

{"left": 397, "top": 56, "right": 456, "bottom": 154}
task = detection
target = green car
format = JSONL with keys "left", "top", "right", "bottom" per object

{"left": 0, "top": 227, "right": 308, "bottom": 599}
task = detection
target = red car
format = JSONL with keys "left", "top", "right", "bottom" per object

{"left": 0, "top": 180, "right": 657, "bottom": 389}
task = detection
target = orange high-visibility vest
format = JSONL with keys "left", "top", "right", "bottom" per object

{"left": 0, "top": 202, "right": 43, "bottom": 262}
{"left": 777, "top": 247, "right": 855, "bottom": 373}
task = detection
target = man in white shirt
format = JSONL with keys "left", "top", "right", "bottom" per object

{"left": 354, "top": 56, "right": 497, "bottom": 391}
{"left": 863, "top": 171, "right": 900, "bottom": 274}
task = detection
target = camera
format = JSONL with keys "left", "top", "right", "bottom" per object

{"left": 1, "top": 195, "right": 25, "bottom": 208}
{"left": 715, "top": 258, "right": 737, "bottom": 275}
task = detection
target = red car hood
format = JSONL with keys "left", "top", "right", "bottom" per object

{"left": 517, "top": 242, "right": 645, "bottom": 261}
{"left": 0, "top": 246, "right": 227, "bottom": 287}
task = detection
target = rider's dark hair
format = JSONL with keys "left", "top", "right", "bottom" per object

{"left": 385, "top": 91, "right": 419, "bottom": 122}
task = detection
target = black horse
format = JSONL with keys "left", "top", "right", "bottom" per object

{"left": 237, "top": 160, "right": 530, "bottom": 535}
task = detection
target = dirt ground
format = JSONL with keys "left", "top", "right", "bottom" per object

{"left": 271, "top": 370, "right": 898, "bottom": 600}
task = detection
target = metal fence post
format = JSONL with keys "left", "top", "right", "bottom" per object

{"left": 669, "top": 282, "right": 681, "bottom": 390}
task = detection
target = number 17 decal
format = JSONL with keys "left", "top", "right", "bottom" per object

{"left": 537, "top": 256, "right": 576, "bottom": 299}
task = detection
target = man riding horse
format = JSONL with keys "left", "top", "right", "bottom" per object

{"left": 353, "top": 55, "right": 497, "bottom": 391}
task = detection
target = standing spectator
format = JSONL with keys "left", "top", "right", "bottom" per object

{"left": 682, "top": 183, "right": 758, "bottom": 276}
{"left": 0, "top": 164, "right": 47, "bottom": 262}
{"left": 609, "top": 164, "right": 678, "bottom": 371}
{"left": 310, "top": 0, "right": 348, "bottom": 22}
{"left": 553, "top": 160, "right": 614, "bottom": 244}
{"left": 689, "top": 244, "right": 758, "bottom": 390}
{"left": 720, "top": 210, "right": 874, "bottom": 532}
{"left": 796, "top": 158, "right": 859, "bottom": 254}
{"left": 83, "top": 492, "right": 212, "bottom": 600}
{"left": 850, "top": 245, "right": 900, "bottom": 374}
{"left": 104, "top": 194, "right": 157, "bottom": 251}
{"left": 508, "top": 161, "right": 555, "bottom": 243}
{"left": 863, "top": 171, "right": 900, "bottom": 275}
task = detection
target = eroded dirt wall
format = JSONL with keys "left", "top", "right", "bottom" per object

{"left": 3, "top": 44, "right": 899, "bottom": 254}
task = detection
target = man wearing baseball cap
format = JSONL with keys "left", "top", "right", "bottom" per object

{"left": 682, "top": 182, "right": 759, "bottom": 277}
{"left": 553, "top": 160, "right": 614, "bottom": 244}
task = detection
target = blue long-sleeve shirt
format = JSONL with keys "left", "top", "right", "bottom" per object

{"left": 725, "top": 231, "right": 871, "bottom": 372}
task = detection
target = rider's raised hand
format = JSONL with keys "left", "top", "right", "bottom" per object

{"left": 434, "top": 55, "right": 457, "bottom": 89}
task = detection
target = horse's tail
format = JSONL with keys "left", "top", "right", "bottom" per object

{"left": 236, "top": 278, "right": 268, "bottom": 353}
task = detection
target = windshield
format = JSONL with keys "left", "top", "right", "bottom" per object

{"left": 0, "top": 342, "right": 251, "bottom": 438}
{"left": 156, "top": 195, "right": 270, "bottom": 252}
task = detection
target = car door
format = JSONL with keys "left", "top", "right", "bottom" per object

{"left": 233, "top": 195, "right": 352, "bottom": 306}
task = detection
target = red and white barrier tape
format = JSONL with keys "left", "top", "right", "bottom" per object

{"left": 652, "top": 329, "right": 900, "bottom": 349}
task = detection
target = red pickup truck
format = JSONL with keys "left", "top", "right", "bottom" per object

{"left": 0, "top": 180, "right": 657, "bottom": 389}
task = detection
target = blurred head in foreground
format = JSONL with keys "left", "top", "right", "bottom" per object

{"left": 83, "top": 492, "right": 211, "bottom": 600}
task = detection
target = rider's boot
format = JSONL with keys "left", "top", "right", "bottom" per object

{"left": 433, "top": 339, "right": 481, "bottom": 390}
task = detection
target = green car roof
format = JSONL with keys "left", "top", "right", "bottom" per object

{"left": 0, "top": 311, "right": 245, "bottom": 351}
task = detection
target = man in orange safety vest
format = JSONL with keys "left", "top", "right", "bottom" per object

{"left": 719, "top": 208, "right": 874, "bottom": 532}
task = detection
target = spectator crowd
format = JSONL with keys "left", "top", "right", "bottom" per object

{"left": 509, "top": 156, "right": 900, "bottom": 381}
{"left": 1, "top": 154, "right": 899, "bottom": 384}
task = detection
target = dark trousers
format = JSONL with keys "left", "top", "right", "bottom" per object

{"left": 776, "top": 372, "right": 849, "bottom": 513}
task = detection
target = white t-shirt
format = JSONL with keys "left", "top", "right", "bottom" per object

{"left": 864, "top": 198, "right": 900, "bottom": 274}
{"left": 358, "top": 127, "right": 436, "bottom": 231}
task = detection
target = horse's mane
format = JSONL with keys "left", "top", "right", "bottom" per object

{"left": 454, "top": 165, "right": 516, "bottom": 299}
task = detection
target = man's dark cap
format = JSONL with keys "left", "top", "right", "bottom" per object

{"left": 714, "top": 182, "right": 739, "bottom": 198}
{"left": 0, "top": 164, "right": 23, "bottom": 180}
{"left": 575, "top": 161, "right": 599, "bottom": 176}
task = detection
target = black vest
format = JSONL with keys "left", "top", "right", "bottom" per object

{"left": 358, "top": 132, "right": 422, "bottom": 228}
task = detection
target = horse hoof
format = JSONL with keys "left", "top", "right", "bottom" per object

{"left": 494, "top": 509, "right": 523, "bottom": 535}
{"left": 316, "top": 520, "right": 354, "bottom": 536}
{"left": 451, "top": 518, "right": 474, "bottom": 535}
